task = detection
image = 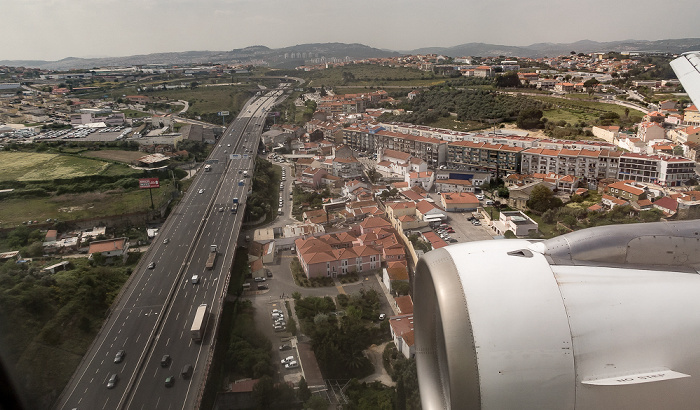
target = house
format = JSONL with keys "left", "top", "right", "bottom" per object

{"left": 602, "top": 194, "right": 629, "bottom": 208}
{"left": 389, "top": 314, "right": 415, "bottom": 359}
{"left": 294, "top": 234, "right": 382, "bottom": 278}
{"left": 283, "top": 223, "right": 325, "bottom": 238}
{"left": 434, "top": 178, "right": 474, "bottom": 194}
{"left": 300, "top": 167, "right": 327, "bottom": 188}
{"left": 637, "top": 122, "right": 666, "bottom": 142}
{"left": 592, "top": 125, "right": 620, "bottom": 143}
{"left": 394, "top": 295, "right": 414, "bottom": 315}
{"left": 440, "top": 192, "right": 480, "bottom": 212}
{"left": 382, "top": 262, "right": 409, "bottom": 295}
{"left": 606, "top": 180, "right": 647, "bottom": 202}
{"left": 491, "top": 211, "right": 538, "bottom": 237}
{"left": 88, "top": 237, "right": 129, "bottom": 262}
{"left": 652, "top": 196, "right": 678, "bottom": 216}
{"left": 416, "top": 200, "right": 446, "bottom": 223}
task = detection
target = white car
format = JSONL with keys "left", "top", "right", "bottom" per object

{"left": 476, "top": 194, "right": 484, "bottom": 200}
{"left": 281, "top": 356, "right": 294, "bottom": 364}
{"left": 191, "top": 275, "right": 199, "bottom": 284}
{"left": 198, "top": 189, "right": 204, "bottom": 194}
{"left": 284, "top": 361, "right": 299, "bottom": 369}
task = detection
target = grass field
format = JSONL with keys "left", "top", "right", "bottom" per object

{"left": 148, "top": 85, "right": 254, "bottom": 116}
{"left": 0, "top": 183, "right": 174, "bottom": 227}
{"left": 82, "top": 149, "right": 145, "bottom": 163}
{"left": 530, "top": 95, "right": 645, "bottom": 118}
{"left": 301, "top": 65, "right": 441, "bottom": 88}
{"left": 0, "top": 152, "right": 109, "bottom": 182}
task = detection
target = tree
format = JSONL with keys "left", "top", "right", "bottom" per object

{"left": 516, "top": 109, "right": 544, "bottom": 129}
{"left": 494, "top": 72, "right": 521, "bottom": 88}
{"left": 526, "top": 185, "right": 563, "bottom": 213}
{"left": 298, "top": 377, "right": 312, "bottom": 402}
{"left": 396, "top": 379, "right": 407, "bottom": 410}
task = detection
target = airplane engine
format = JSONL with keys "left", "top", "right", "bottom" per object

{"left": 414, "top": 220, "right": 700, "bottom": 410}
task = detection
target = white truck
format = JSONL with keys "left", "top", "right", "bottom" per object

{"left": 190, "top": 304, "right": 209, "bottom": 342}
{"left": 205, "top": 244, "right": 217, "bottom": 270}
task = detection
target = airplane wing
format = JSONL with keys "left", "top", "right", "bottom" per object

{"left": 671, "top": 52, "right": 700, "bottom": 108}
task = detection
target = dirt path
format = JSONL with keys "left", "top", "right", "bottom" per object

{"left": 361, "top": 342, "right": 395, "bottom": 387}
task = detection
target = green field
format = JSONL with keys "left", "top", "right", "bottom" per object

{"left": 530, "top": 95, "right": 645, "bottom": 118}
{"left": 148, "top": 85, "right": 254, "bottom": 116}
{"left": 301, "top": 64, "right": 443, "bottom": 88}
{"left": 0, "top": 152, "right": 109, "bottom": 182}
{"left": 0, "top": 182, "right": 174, "bottom": 227}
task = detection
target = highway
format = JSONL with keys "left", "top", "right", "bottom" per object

{"left": 55, "top": 88, "right": 286, "bottom": 410}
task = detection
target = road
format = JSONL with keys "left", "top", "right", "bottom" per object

{"left": 54, "top": 88, "right": 286, "bottom": 410}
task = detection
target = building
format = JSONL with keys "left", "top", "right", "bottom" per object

{"left": 447, "top": 141, "right": 524, "bottom": 176}
{"left": 491, "top": 211, "right": 538, "bottom": 237}
{"left": 592, "top": 125, "right": 620, "bottom": 143}
{"left": 294, "top": 233, "right": 383, "bottom": 278}
{"left": 389, "top": 314, "right": 415, "bottom": 359}
{"left": 88, "top": 237, "right": 129, "bottom": 262}
{"left": 440, "top": 192, "right": 480, "bottom": 212}
{"left": 382, "top": 262, "right": 409, "bottom": 295}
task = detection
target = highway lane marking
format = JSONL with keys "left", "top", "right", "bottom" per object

{"left": 166, "top": 337, "right": 171, "bottom": 346}
{"left": 101, "top": 396, "right": 110, "bottom": 410}
{"left": 135, "top": 334, "right": 141, "bottom": 343}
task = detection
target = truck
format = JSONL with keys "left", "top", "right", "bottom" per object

{"left": 190, "top": 304, "right": 208, "bottom": 342}
{"left": 231, "top": 197, "right": 239, "bottom": 214}
{"left": 206, "top": 245, "right": 217, "bottom": 270}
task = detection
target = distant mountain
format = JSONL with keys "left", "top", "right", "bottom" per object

{"left": 1, "top": 39, "right": 699, "bottom": 70}
{"left": 0, "top": 43, "right": 399, "bottom": 70}
{"left": 405, "top": 38, "right": 700, "bottom": 58}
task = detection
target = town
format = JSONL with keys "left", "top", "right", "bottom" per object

{"left": 1, "top": 45, "right": 700, "bottom": 409}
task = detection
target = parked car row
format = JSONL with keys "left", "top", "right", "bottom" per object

{"left": 272, "top": 309, "right": 286, "bottom": 332}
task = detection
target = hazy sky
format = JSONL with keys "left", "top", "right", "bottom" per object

{"left": 3, "top": 0, "right": 700, "bottom": 61}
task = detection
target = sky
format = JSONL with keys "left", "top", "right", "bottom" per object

{"left": 2, "top": 0, "right": 700, "bottom": 61}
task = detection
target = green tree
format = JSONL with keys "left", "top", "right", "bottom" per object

{"left": 526, "top": 185, "right": 563, "bottom": 213}
{"left": 298, "top": 376, "right": 312, "bottom": 402}
{"left": 396, "top": 379, "right": 407, "bottom": 410}
{"left": 306, "top": 394, "right": 328, "bottom": 410}
{"left": 494, "top": 71, "right": 521, "bottom": 88}
{"left": 517, "top": 109, "right": 544, "bottom": 129}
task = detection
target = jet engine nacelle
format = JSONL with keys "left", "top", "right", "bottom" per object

{"left": 414, "top": 220, "right": 700, "bottom": 410}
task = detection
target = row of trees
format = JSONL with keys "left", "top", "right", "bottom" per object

{"left": 386, "top": 86, "right": 546, "bottom": 126}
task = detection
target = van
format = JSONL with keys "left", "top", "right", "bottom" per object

{"left": 181, "top": 364, "right": 193, "bottom": 379}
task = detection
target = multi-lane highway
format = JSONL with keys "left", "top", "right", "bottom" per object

{"left": 55, "top": 88, "right": 285, "bottom": 410}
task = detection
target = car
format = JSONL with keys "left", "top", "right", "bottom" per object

{"left": 198, "top": 189, "right": 204, "bottom": 194}
{"left": 275, "top": 320, "right": 286, "bottom": 326}
{"left": 447, "top": 229, "right": 455, "bottom": 233}
{"left": 274, "top": 325, "right": 286, "bottom": 332}
{"left": 281, "top": 356, "right": 295, "bottom": 364}
{"left": 449, "top": 238, "right": 458, "bottom": 243}
{"left": 191, "top": 275, "right": 199, "bottom": 284}
{"left": 476, "top": 194, "right": 484, "bottom": 200}
{"left": 161, "top": 355, "right": 171, "bottom": 367}
{"left": 284, "top": 361, "right": 299, "bottom": 369}
{"left": 473, "top": 220, "right": 481, "bottom": 226}
{"left": 379, "top": 313, "right": 386, "bottom": 320}
{"left": 227, "top": 144, "right": 231, "bottom": 147}
{"left": 279, "top": 344, "right": 292, "bottom": 351}
{"left": 219, "top": 206, "right": 224, "bottom": 212}
{"left": 266, "top": 269, "right": 273, "bottom": 278}
{"left": 254, "top": 277, "right": 266, "bottom": 282}
{"left": 114, "top": 350, "right": 125, "bottom": 364}
{"left": 272, "top": 309, "right": 282, "bottom": 314}
{"left": 165, "top": 376, "right": 175, "bottom": 387}
{"left": 107, "top": 373, "right": 118, "bottom": 389}
{"left": 181, "top": 364, "right": 193, "bottom": 379}
{"left": 147, "top": 262, "right": 156, "bottom": 269}
{"left": 163, "top": 238, "right": 170, "bottom": 244}
{"left": 258, "top": 284, "right": 268, "bottom": 290}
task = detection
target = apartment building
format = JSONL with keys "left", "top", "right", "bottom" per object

{"left": 520, "top": 148, "right": 621, "bottom": 185}
{"left": 618, "top": 153, "right": 695, "bottom": 186}
{"left": 447, "top": 140, "right": 524, "bottom": 175}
